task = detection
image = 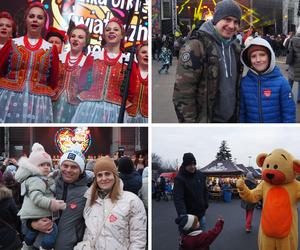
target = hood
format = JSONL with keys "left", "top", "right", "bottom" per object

{"left": 15, "top": 156, "right": 43, "bottom": 183}
{"left": 142, "top": 167, "right": 148, "bottom": 178}
{"left": 241, "top": 37, "right": 275, "bottom": 75}
{"left": 0, "top": 185, "right": 12, "bottom": 200}
{"left": 199, "top": 20, "right": 237, "bottom": 47}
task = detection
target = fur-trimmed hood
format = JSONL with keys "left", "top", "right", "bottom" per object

{"left": 0, "top": 185, "right": 12, "bottom": 200}
{"left": 15, "top": 156, "right": 43, "bottom": 183}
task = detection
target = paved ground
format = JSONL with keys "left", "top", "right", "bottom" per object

{"left": 152, "top": 56, "right": 300, "bottom": 123}
{"left": 152, "top": 197, "right": 300, "bottom": 250}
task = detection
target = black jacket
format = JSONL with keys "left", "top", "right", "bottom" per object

{"left": 119, "top": 170, "right": 142, "bottom": 195}
{"left": 0, "top": 185, "right": 22, "bottom": 250}
{"left": 173, "top": 166, "right": 209, "bottom": 220}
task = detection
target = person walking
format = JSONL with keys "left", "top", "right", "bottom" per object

{"left": 173, "top": 153, "right": 209, "bottom": 231}
{"left": 287, "top": 26, "right": 300, "bottom": 102}
{"left": 241, "top": 172, "right": 257, "bottom": 233}
{"left": 173, "top": 0, "right": 243, "bottom": 123}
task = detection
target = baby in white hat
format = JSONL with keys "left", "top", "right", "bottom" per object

{"left": 15, "top": 143, "right": 66, "bottom": 250}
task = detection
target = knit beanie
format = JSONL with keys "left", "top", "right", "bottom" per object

{"left": 212, "top": 0, "right": 242, "bottom": 25}
{"left": 29, "top": 143, "right": 52, "bottom": 167}
{"left": 93, "top": 157, "right": 118, "bottom": 176}
{"left": 175, "top": 214, "right": 197, "bottom": 232}
{"left": 182, "top": 153, "right": 196, "bottom": 167}
{"left": 59, "top": 147, "right": 85, "bottom": 173}
{"left": 247, "top": 45, "right": 270, "bottom": 60}
{"left": 118, "top": 156, "right": 134, "bottom": 174}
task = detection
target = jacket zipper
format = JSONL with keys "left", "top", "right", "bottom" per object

{"left": 57, "top": 182, "right": 68, "bottom": 223}
{"left": 258, "top": 78, "right": 263, "bottom": 122}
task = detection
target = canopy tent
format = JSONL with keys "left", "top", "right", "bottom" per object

{"left": 160, "top": 172, "right": 177, "bottom": 180}
{"left": 200, "top": 160, "right": 243, "bottom": 177}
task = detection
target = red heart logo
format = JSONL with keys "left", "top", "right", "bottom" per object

{"left": 263, "top": 89, "right": 272, "bottom": 97}
{"left": 109, "top": 214, "right": 118, "bottom": 222}
{"left": 55, "top": 128, "right": 91, "bottom": 153}
{"left": 70, "top": 203, "right": 77, "bottom": 209}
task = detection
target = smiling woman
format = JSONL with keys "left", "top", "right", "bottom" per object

{"left": 81, "top": 157, "right": 147, "bottom": 249}
{"left": 71, "top": 17, "right": 128, "bottom": 123}
{"left": 0, "top": 11, "right": 16, "bottom": 49}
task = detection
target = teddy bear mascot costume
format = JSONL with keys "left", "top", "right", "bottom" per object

{"left": 236, "top": 148, "right": 300, "bottom": 250}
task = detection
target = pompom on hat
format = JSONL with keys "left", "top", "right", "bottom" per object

{"left": 59, "top": 146, "right": 86, "bottom": 173}
{"left": 212, "top": 0, "right": 242, "bottom": 25}
{"left": 28, "top": 143, "right": 52, "bottom": 167}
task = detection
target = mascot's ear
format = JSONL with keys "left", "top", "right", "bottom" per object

{"left": 256, "top": 153, "right": 268, "bottom": 168}
{"left": 293, "top": 159, "right": 300, "bottom": 174}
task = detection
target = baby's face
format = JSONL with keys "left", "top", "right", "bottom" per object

{"left": 38, "top": 162, "right": 51, "bottom": 176}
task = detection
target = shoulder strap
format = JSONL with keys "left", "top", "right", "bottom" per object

{"left": 91, "top": 203, "right": 116, "bottom": 247}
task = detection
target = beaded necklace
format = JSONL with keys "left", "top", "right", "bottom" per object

{"left": 65, "top": 51, "right": 84, "bottom": 71}
{"left": 24, "top": 35, "right": 43, "bottom": 51}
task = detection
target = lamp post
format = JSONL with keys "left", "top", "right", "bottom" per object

{"left": 248, "top": 156, "right": 252, "bottom": 167}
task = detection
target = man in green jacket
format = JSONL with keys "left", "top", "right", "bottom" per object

{"left": 173, "top": 0, "right": 243, "bottom": 123}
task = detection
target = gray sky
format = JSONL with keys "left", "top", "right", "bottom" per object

{"left": 152, "top": 126, "right": 300, "bottom": 169}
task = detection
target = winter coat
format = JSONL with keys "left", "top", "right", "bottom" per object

{"left": 241, "top": 179, "right": 257, "bottom": 210}
{"left": 140, "top": 167, "right": 148, "bottom": 210}
{"left": 180, "top": 219, "right": 224, "bottom": 250}
{"left": 15, "top": 157, "right": 55, "bottom": 219}
{"left": 240, "top": 37, "right": 296, "bottom": 123}
{"left": 173, "top": 20, "right": 242, "bottom": 123}
{"left": 288, "top": 34, "right": 300, "bottom": 81}
{"left": 83, "top": 184, "right": 147, "bottom": 250}
{"left": 54, "top": 172, "right": 91, "bottom": 250}
{"left": 174, "top": 166, "right": 209, "bottom": 220}
{"left": 119, "top": 170, "right": 142, "bottom": 195}
{"left": 0, "top": 185, "right": 22, "bottom": 250}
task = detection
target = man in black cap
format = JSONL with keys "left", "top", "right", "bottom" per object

{"left": 173, "top": 152, "right": 209, "bottom": 231}
{"left": 173, "top": 0, "right": 243, "bottom": 123}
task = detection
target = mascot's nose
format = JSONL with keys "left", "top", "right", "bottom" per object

{"left": 266, "top": 173, "right": 274, "bottom": 180}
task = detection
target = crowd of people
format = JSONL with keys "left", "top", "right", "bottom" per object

{"left": 0, "top": 2, "right": 148, "bottom": 123}
{"left": 0, "top": 143, "right": 148, "bottom": 250}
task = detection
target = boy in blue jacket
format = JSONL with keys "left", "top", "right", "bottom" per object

{"left": 240, "top": 37, "right": 296, "bottom": 123}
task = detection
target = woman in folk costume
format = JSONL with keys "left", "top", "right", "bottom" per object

{"left": 0, "top": 2, "right": 59, "bottom": 123}
{"left": 53, "top": 24, "right": 92, "bottom": 123}
{"left": 72, "top": 17, "right": 127, "bottom": 123}
{"left": 125, "top": 42, "right": 148, "bottom": 123}
{"left": 0, "top": 11, "right": 16, "bottom": 49}
{"left": 45, "top": 26, "right": 66, "bottom": 54}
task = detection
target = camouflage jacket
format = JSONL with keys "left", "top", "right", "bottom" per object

{"left": 172, "top": 31, "right": 243, "bottom": 123}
